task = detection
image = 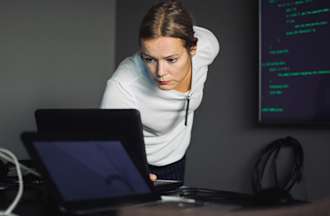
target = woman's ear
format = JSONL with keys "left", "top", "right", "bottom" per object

{"left": 190, "top": 37, "right": 198, "bottom": 56}
{"left": 190, "top": 45, "right": 197, "bottom": 56}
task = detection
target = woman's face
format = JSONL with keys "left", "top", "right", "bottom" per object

{"left": 140, "top": 37, "right": 196, "bottom": 92}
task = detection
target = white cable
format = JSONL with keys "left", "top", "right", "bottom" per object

{"left": 0, "top": 152, "right": 41, "bottom": 178}
{"left": 0, "top": 148, "right": 23, "bottom": 216}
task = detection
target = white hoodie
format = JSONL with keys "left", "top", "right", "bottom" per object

{"left": 101, "top": 26, "right": 220, "bottom": 166}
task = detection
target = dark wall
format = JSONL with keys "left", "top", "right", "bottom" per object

{"left": 116, "top": 0, "right": 330, "bottom": 200}
{"left": 0, "top": 0, "right": 116, "bottom": 157}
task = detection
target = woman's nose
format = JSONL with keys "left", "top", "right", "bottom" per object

{"left": 156, "top": 62, "right": 166, "bottom": 77}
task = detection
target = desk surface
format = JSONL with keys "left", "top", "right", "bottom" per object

{"left": 2, "top": 185, "right": 330, "bottom": 216}
{"left": 117, "top": 199, "right": 330, "bottom": 216}
{"left": 11, "top": 195, "right": 330, "bottom": 216}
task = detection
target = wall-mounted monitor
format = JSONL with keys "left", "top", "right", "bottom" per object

{"left": 259, "top": 0, "right": 330, "bottom": 125}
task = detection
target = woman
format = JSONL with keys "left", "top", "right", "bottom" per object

{"left": 101, "top": 0, "right": 219, "bottom": 182}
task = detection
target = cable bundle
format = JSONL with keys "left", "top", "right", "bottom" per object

{"left": 0, "top": 149, "right": 23, "bottom": 216}
{"left": 252, "top": 136, "right": 304, "bottom": 205}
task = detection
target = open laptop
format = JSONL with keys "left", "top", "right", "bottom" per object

{"left": 21, "top": 132, "right": 199, "bottom": 215}
{"left": 22, "top": 132, "right": 244, "bottom": 216}
{"left": 34, "top": 109, "right": 183, "bottom": 191}
{"left": 35, "top": 109, "right": 148, "bottom": 178}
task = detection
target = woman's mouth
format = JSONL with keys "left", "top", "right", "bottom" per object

{"left": 158, "top": 80, "right": 171, "bottom": 85}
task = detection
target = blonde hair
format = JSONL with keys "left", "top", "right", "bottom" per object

{"left": 139, "top": 0, "right": 197, "bottom": 49}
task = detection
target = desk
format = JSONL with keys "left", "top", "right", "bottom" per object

{"left": 117, "top": 199, "right": 330, "bottom": 216}
{"left": 2, "top": 185, "right": 330, "bottom": 216}
{"left": 7, "top": 193, "right": 330, "bottom": 216}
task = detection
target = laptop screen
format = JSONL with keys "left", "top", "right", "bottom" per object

{"left": 34, "top": 109, "right": 150, "bottom": 182}
{"left": 32, "top": 140, "right": 151, "bottom": 201}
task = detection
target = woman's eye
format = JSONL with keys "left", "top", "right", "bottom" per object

{"left": 143, "top": 57, "right": 155, "bottom": 64}
{"left": 167, "top": 58, "right": 177, "bottom": 64}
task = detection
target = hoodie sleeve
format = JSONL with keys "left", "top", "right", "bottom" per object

{"left": 100, "top": 78, "right": 138, "bottom": 109}
{"left": 193, "top": 26, "right": 220, "bottom": 67}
